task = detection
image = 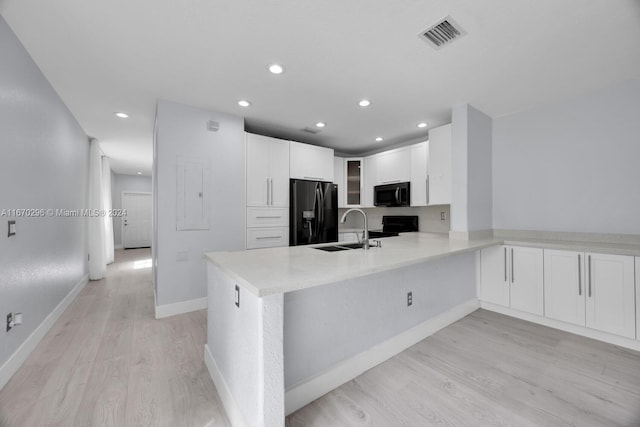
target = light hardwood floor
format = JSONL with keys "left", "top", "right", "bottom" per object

{"left": 2, "top": 250, "right": 640, "bottom": 426}
{"left": 0, "top": 248, "right": 230, "bottom": 427}
{"left": 288, "top": 310, "right": 640, "bottom": 427}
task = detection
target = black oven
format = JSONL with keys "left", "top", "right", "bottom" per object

{"left": 374, "top": 182, "right": 410, "bottom": 207}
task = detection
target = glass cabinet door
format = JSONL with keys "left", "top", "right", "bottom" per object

{"left": 346, "top": 158, "right": 363, "bottom": 206}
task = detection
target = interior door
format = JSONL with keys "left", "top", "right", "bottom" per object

{"left": 122, "top": 192, "right": 152, "bottom": 248}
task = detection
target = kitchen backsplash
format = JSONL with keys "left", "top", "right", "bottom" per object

{"left": 338, "top": 205, "right": 450, "bottom": 233}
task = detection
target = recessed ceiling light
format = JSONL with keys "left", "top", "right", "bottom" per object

{"left": 417, "top": 122, "right": 428, "bottom": 128}
{"left": 359, "top": 99, "right": 371, "bottom": 107}
{"left": 114, "top": 112, "right": 128, "bottom": 118}
{"left": 268, "top": 64, "right": 284, "bottom": 74}
{"left": 238, "top": 100, "right": 252, "bottom": 107}
{"left": 137, "top": 172, "right": 142, "bottom": 175}
{"left": 315, "top": 122, "right": 326, "bottom": 128}
{"left": 375, "top": 137, "right": 383, "bottom": 142}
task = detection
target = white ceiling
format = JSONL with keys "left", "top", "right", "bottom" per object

{"left": 2, "top": 0, "right": 640, "bottom": 176}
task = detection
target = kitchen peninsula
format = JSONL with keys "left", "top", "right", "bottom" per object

{"left": 204, "top": 233, "right": 498, "bottom": 427}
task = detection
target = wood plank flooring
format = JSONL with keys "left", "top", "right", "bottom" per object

{"left": 287, "top": 310, "right": 640, "bottom": 427}
{"left": 2, "top": 249, "right": 639, "bottom": 426}
{"left": 0, "top": 249, "right": 230, "bottom": 427}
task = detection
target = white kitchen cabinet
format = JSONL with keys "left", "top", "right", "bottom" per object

{"left": 586, "top": 253, "right": 635, "bottom": 338}
{"left": 246, "top": 227, "right": 288, "bottom": 249}
{"left": 333, "top": 157, "right": 345, "bottom": 208}
{"left": 344, "top": 158, "right": 363, "bottom": 207}
{"left": 410, "top": 141, "right": 427, "bottom": 206}
{"left": 544, "top": 249, "right": 586, "bottom": 326}
{"left": 246, "top": 133, "right": 290, "bottom": 207}
{"left": 480, "top": 245, "right": 543, "bottom": 316}
{"left": 362, "top": 155, "right": 377, "bottom": 208}
{"left": 290, "top": 141, "right": 334, "bottom": 182}
{"left": 427, "top": 124, "right": 452, "bottom": 205}
{"left": 544, "top": 249, "right": 635, "bottom": 339}
{"left": 374, "top": 146, "right": 411, "bottom": 185}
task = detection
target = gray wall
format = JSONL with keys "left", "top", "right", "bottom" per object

{"left": 493, "top": 79, "right": 640, "bottom": 235}
{"left": 111, "top": 173, "right": 152, "bottom": 247}
{"left": 283, "top": 252, "right": 476, "bottom": 387}
{"left": 0, "top": 17, "right": 88, "bottom": 369}
{"left": 154, "top": 100, "right": 245, "bottom": 307}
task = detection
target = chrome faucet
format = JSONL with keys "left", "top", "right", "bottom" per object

{"left": 340, "top": 208, "right": 370, "bottom": 250}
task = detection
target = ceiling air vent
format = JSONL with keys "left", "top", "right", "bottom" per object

{"left": 302, "top": 127, "right": 321, "bottom": 134}
{"left": 419, "top": 16, "right": 466, "bottom": 49}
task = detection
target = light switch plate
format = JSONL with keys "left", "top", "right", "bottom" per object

{"left": 8, "top": 220, "right": 16, "bottom": 237}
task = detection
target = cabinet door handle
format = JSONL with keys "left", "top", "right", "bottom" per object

{"left": 266, "top": 178, "right": 270, "bottom": 205}
{"left": 588, "top": 255, "right": 592, "bottom": 298}
{"left": 256, "top": 216, "right": 282, "bottom": 219}
{"left": 511, "top": 248, "right": 514, "bottom": 283}
{"left": 577, "top": 254, "right": 582, "bottom": 296}
{"left": 269, "top": 179, "right": 273, "bottom": 206}
{"left": 504, "top": 247, "right": 507, "bottom": 282}
{"left": 426, "top": 175, "right": 430, "bottom": 205}
{"left": 256, "top": 236, "right": 282, "bottom": 240}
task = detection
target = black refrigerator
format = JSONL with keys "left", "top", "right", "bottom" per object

{"left": 290, "top": 179, "right": 338, "bottom": 246}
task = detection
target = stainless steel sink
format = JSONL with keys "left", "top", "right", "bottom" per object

{"left": 314, "top": 243, "right": 364, "bottom": 252}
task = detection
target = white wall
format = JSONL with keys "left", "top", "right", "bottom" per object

{"left": 0, "top": 16, "right": 88, "bottom": 372}
{"left": 493, "top": 79, "right": 640, "bottom": 235}
{"left": 451, "top": 104, "right": 493, "bottom": 234}
{"left": 154, "top": 100, "right": 245, "bottom": 308}
{"left": 111, "top": 173, "right": 151, "bottom": 247}
{"left": 283, "top": 252, "right": 476, "bottom": 387}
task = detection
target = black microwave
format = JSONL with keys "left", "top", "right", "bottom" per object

{"left": 374, "top": 182, "right": 410, "bottom": 207}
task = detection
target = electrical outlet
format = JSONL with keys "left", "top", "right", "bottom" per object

{"left": 440, "top": 211, "right": 447, "bottom": 221}
{"left": 8, "top": 220, "right": 16, "bottom": 237}
{"left": 6, "top": 313, "right": 12, "bottom": 332}
{"left": 407, "top": 292, "right": 413, "bottom": 307}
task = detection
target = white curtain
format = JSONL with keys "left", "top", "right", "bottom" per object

{"left": 88, "top": 138, "right": 106, "bottom": 280}
{"left": 102, "top": 156, "right": 115, "bottom": 264}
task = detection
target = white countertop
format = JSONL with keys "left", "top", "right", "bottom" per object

{"left": 205, "top": 233, "right": 498, "bottom": 297}
{"left": 205, "top": 232, "right": 640, "bottom": 297}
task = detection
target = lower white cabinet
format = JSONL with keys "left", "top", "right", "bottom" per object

{"left": 480, "top": 245, "right": 544, "bottom": 316}
{"left": 246, "top": 207, "right": 289, "bottom": 249}
{"left": 246, "top": 227, "right": 288, "bottom": 249}
{"left": 544, "top": 249, "right": 635, "bottom": 339}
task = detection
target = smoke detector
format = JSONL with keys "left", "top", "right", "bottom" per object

{"left": 419, "top": 16, "right": 467, "bottom": 49}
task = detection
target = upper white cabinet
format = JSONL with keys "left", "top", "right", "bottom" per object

{"left": 544, "top": 249, "right": 635, "bottom": 339}
{"left": 480, "top": 245, "right": 544, "bottom": 316}
{"left": 290, "top": 141, "right": 334, "bottom": 182}
{"left": 374, "top": 147, "right": 411, "bottom": 185}
{"left": 410, "top": 142, "right": 428, "bottom": 206}
{"left": 333, "top": 157, "right": 345, "bottom": 208}
{"left": 246, "top": 133, "right": 290, "bottom": 207}
{"left": 427, "top": 124, "right": 452, "bottom": 205}
{"left": 362, "top": 155, "right": 377, "bottom": 208}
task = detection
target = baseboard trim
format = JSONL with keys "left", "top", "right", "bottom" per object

{"left": 0, "top": 274, "right": 89, "bottom": 391}
{"left": 114, "top": 244, "right": 124, "bottom": 250}
{"left": 204, "top": 344, "right": 247, "bottom": 427}
{"left": 155, "top": 296, "right": 207, "bottom": 319}
{"left": 480, "top": 301, "right": 640, "bottom": 352}
{"left": 284, "top": 298, "right": 480, "bottom": 415}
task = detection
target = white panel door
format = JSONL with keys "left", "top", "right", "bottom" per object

{"left": 509, "top": 246, "right": 544, "bottom": 316}
{"left": 480, "top": 245, "right": 510, "bottom": 307}
{"left": 122, "top": 192, "right": 152, "bottom": 248}
{"left": 246, "top": 134, "right": 271, "bottom": 207}
{"left": 544, "top": 249, "right": 586, "bottom": 326}
{"left": 585, "top": 253, "right": 635, "bottom": 338}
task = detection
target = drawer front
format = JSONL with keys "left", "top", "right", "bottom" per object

{"left": 247, "top": 207, "right": 289, "bottom": 228}
{"left": 246, "top": 227, "right": 289, "bottom": 249}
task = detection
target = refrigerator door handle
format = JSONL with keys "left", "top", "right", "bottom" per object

{"left": 395, "top": 187, "right": 400, "bottom": 205}
{"left": 291, "top": 180, "right": 297, "bottom": 245}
